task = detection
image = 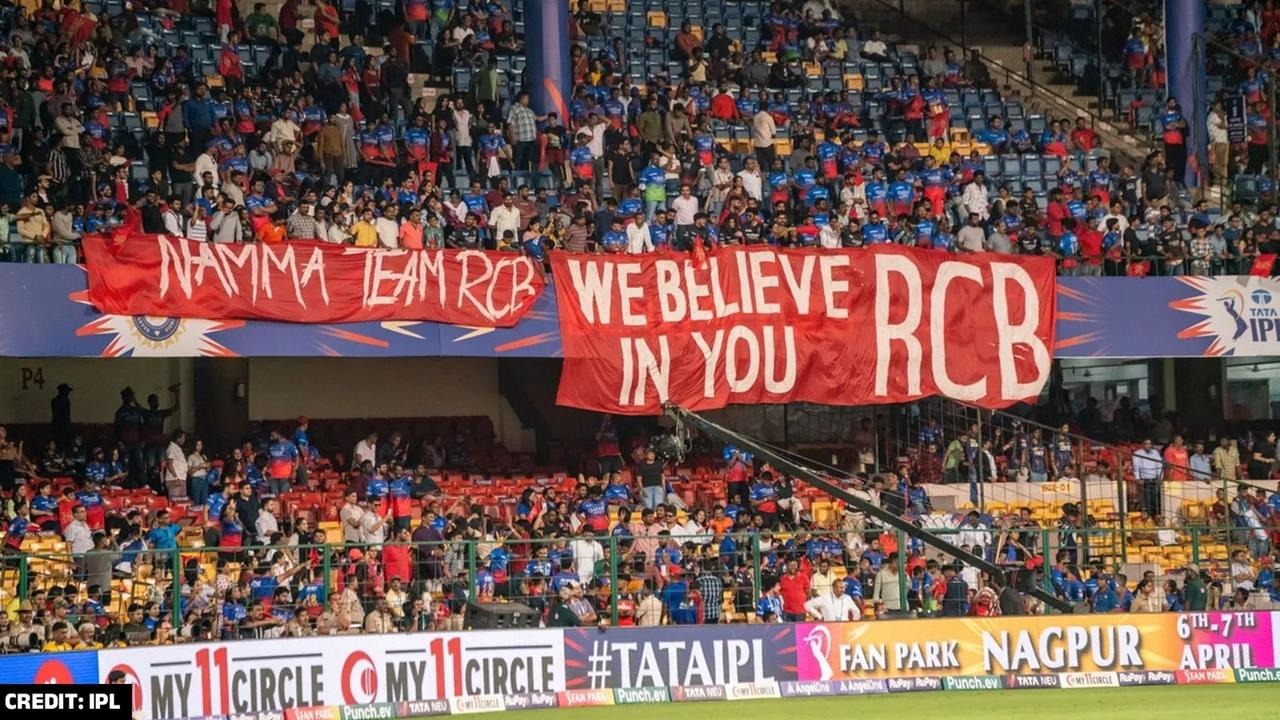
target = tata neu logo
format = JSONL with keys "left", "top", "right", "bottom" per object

{"left": 342, "top": 651, "right": 379, "bottom": 705}
{"left": 106, "top": 663, "right": 144, "bottom": 711}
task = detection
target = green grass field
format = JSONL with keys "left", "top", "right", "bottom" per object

{"left": 449, "top": 685, "right": 1276, "bottom": 720}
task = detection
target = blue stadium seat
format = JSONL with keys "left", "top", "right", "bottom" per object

{"left": 1234, "top": 175, "right": 1258, "bottom": 203}
{"left": 1043, "top": 155, "right": 1063, "bottom": 176}
{"left": 1022, "top": 154, "right": 1043, "bottom": 177}
{"left": 1000, "top": 155, "right": 1022, "bottom": 179}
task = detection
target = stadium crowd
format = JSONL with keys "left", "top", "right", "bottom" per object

{"left": 0, "top": 0, "right": 1262, "bottom": 277}
{"left": 2, "top": 380, "right": 1280, "bottom": 652}
{"left": 0, "top": 0, "right": 1278, "bottom": 653}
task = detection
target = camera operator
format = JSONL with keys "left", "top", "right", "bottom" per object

{"left": 4, "top": 600, "right": 41, "bottom": 652}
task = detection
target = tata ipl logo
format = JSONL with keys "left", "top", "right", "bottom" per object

{"left": 1172, "top": 278, "right": 1280, "bottom": 356}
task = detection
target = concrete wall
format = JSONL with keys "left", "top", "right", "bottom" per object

{"left": 0, "top": 357, "right": 195, "bottom": 430}
{"left": 245, "top": 358, "right": 533, "bottom": 451}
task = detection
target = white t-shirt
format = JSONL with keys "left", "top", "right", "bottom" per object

{"left": 803, "top": 592, "right": 861, "bottom": 621}
{"left": 671, "top": 195, "right": 699, "bottom": 225}
{"left": 627, "top": 223, "right": 654, "bottom": 253}
{"left": 571, "top": 539, "right": 604, "bottom": 583}
{"left": 354, "top": 439, "right": 377, "bottom": 467}
{"left": 374, "top": 217, "right": 400, "bottom": 249}
{"left": 165, "top": 442, "right": 188, "bottom": 484}
{"left": 752, "top": 110, "right": 777, "bottom": 149}
{"left": 738, "top": 169, "right": 763, "bottom": 201}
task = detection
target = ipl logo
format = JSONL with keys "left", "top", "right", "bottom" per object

{"left": 1173, "top": 278, "right": 1280, "bottom": 356}
{"left": 802, "top": 625, "right": 834, "bottom": 681}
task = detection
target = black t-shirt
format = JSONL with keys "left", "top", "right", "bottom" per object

{"left": 1248, "top": 442, "right": 1275, "bottom": 479}
{"left": 451, "top": 225, "right": 480, "bottom": 249}
{"left": 169, "top": 147, "right": 194, "bottom": 184}
{"left": 637, "top": 460, "right": 664, "bottom": 487}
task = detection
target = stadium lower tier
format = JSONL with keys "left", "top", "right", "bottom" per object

{"left": 2, "top": 614, "right": 1278, "bottom": 720}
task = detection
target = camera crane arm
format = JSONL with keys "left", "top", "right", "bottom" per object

{"left": 662, "top": 402, "right": 1072, "bottom": 614}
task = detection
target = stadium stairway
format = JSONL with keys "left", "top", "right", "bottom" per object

{"left": 852, "top": 0, "right": 1152, "bottom": 170}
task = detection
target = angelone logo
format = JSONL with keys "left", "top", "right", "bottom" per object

{"left": 831, "top": 679, "right": 888, "bottom": 695}
{"left": 779, "top": 680, "right": 835, "bottom": 698}
{"left": 341, "top": 651, "right": 379, "bottom": 705}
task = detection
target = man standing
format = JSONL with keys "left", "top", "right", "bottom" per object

{"left": 210, "top": 198, "right": 243, "bottom": 242}
{"left": 141, "top": 388, "right": 179, "bottom": 491}
{"left": 803, "top": 577, "right": 860, "bottom": 621}
{"left": 340, "top": 490, "right": 364, "bottom": 547}
{"left": 1212, "top": 436, "right": 1240, "bottom": 482}
{"left": 872, "top": 553, "right": 903, "bottom": 612}
{"left": 635, "top": 449, "right": 665, "bottom": 511}
{"left": 162, "top": 430, "right": 188, "bottom": 501}
{"left": 939, "top": 564, "right": 969, "bottom": 617}
{"left": 506, "top": 93, "right": 540, "bottom": 173}
{"left": 1132, "top": 439, "right": 1164, "bottom": 517}
{"left": 695, "top": 560, "right": 724, "bottom": 624}
{"left": 752, "top": 106, "right": 778, "bottom": 169}
{"left": 1189, "top": 441, "right": 1212, "bottom": 482}
{"left": 50, "top": 383, "right": 72, "bottom": 449}
{"left": 488, "top": 192, "right": 522, "bottom": 242}
{"left": 777, "top": 559, "right": 810, "bottom": 622}
{"left": 1163, "top": 435, "right": 1189, "bottom": 482}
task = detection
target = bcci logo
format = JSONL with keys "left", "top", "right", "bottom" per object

{"left": 132, "top": 316, "right": 183, "bottom": 343}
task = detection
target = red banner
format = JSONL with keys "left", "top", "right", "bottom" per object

{"left": 82, "top": 234, "right": 545, "bottom": 327}
{"left": 550, "top": 246, "right": 1056, "bottom": 414}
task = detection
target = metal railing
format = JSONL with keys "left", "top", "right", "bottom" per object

{"left": 2, "top": 520, "right": 1268, "bottom": 648}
